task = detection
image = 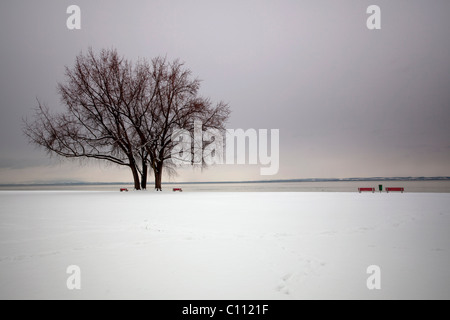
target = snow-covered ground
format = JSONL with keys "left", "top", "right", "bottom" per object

{"left": 0, "top": 191, "right": 449, "bottom": 300}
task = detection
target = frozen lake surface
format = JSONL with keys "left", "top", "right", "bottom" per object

{"left": 0, "top": 191, "right": 449, "bottom": 299}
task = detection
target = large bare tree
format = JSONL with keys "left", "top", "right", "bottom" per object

{"left": 24, "top": 48, "right": 230, "bottom": 190}
{"left": 128, "top": 57, "right": 230, "bottom": 191}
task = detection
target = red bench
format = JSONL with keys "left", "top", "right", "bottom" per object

{"left": 386, "top": 187, "right": 404, "bottom": 193}
{"left": 358, "top": 188, "right": 375, "bottom": 193}
{"left": 120, "top": 188, "right": 129, "bottom": 192}
{"left": 173, "top": 188, "right": 183, "bottom": 192}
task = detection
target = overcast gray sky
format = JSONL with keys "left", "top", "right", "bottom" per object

{"left": 0, "top": 0, "right": 449, "bottom": 183}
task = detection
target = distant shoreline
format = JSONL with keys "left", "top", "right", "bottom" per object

{"left": 1, "top": 176, "right": 449, "bottom": 187}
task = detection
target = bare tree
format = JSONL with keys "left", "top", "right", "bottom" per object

{"left": 23, "top": 48, "right": 230, "bottom": 191}
{"left": 129, "top": 57, "right": 230, "bottom": 191}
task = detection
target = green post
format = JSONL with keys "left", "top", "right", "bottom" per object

{"left": 378, "top": 184, "right": 383, "bottom": 193}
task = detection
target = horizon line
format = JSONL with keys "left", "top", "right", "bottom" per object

{"left": 1, "top": 176, "right": 450, "bottom": 187}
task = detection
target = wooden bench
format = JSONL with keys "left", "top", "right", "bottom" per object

{"left": 358, "top": 188, "right": 375, "bottom": 193}
{"left": 173, "top": 188, "right": 183, "bottom": 192}
{"left": 120, "top": 188, "right": 129, "bottom": 192}
{"left": 386, "top": 187, "right": 404, "bottom": 193}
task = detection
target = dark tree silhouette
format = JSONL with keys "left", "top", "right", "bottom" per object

{"left": 24, "top": 48, "right": 230, "bottom": 190}
{"left": 128, "top": 57, "right": 230, "bottom": 191}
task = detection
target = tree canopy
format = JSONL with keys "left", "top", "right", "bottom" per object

{"left": 24, "top": 48, "right": 230, "bottom": 190}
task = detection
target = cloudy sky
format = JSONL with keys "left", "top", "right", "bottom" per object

{"left": 0, "top": 0, "right": 449, "bottom": 184}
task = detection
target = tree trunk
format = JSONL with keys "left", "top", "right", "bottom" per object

{"left": 154, "top": 162, "right": 163, "bottom": 191}
{"left": 141, "top": 161, "right": 148, "bottom": 190}
{"left": 130, "top": 164, "right": 141, "bottom": 190}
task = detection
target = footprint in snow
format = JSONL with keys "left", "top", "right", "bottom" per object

{"left": 276, "top": 273, "right": 292, "bottom": 295}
